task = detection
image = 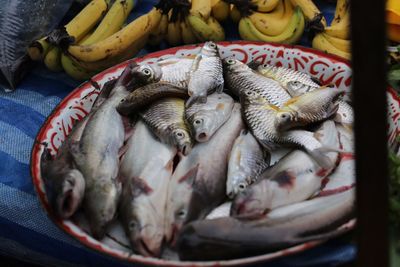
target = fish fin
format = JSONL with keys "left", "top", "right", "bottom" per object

{"left": 215, "top": 81, "right": 224, "bottom": 93}
{"left": 185, "top": 95, "right": 206, "bottom": 108}
{"left": 91, "top": 79, "right": 116, "bottom": 110}
{"left": 247, "top": 60, "right": 263, "bottom": 70}
{"left": 307, "top": 148, "right": 335, "bottom": 169}
{"left": 178, "top": 164, "right": 199, "bottom": 185}
{"left": 326, "top": 103, "right": 340, "bottom": 118}
{"left": 40, "top": 147, "right": 53, "bottom": 175}
{"left": 190, "top": 54, "right": 202, "bottom": 73}
{"left": 282, "top": 96, "right": 301, "bottom": 107}
{"left": 311, "top": 77, "right": 322, "bottom": 86}
{"left": 131, "top": 177, "right": 153, "bottom": 196}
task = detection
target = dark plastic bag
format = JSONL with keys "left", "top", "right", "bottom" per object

{"left": 0, "top": 0, "right": 74, "bottom": 92}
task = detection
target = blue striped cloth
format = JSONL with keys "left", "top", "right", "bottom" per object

{"left": 0, "top": 1, "right": 355, "bottom": 266}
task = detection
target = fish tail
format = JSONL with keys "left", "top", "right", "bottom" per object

{"left": 307, "top": 148, "right": 335, "bottom": 169}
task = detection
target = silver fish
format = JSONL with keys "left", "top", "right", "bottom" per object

{"left": 186, "top": 41, "right": 224, "bottom": 107}
{"left": 231, "top": 120, "right": 340, "bottom": 217}
{"left": 140, "top": 97, "right": 192, "bottom": 155}
{"left": 240, "top": 89, "right": 335, "bottom": 168}
{"left": 70, "top": 82, "right": 130, "bottom": 239}
{"left": 223, "top": 57, "right": 291, "bottom": 107}
{"left": 119, "top": 121, "right": 176, "bottom": 257}
{"left": 185, "top": 92, "right": 234, "bottom": 142}
{"left": 164, "top": 104, "right": 244, "bottom": 245}
{"left": 226, "top": 130, "right": 270, "bottom": 199}
{"left": 275, "top": 87, "right": 345, "bottom": 131}
{"left": 177, "top": 188, "right": 355, "bottom": 261}
{"left": 205, "top": 202, "right": 232, "bottom": 220}
{"left": 156, "top": 56, "right": 194, "bottom": 88}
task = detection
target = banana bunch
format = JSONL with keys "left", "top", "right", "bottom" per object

{"left": 28, "top": 0, "right": 164, "bottom": 80}
{"left": 148, "top": 0, "right": 228, "bottom": 47}
{"left": 311, "top": 0, "right": 350, "bottom": 60}
{"left": 236, "top": 0, "right": 305, "bottom": 45}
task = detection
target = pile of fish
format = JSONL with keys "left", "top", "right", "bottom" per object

{"left": 40, "top": 42, "right": 356, "bottom": 261}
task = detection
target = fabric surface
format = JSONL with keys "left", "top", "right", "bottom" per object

{"left": 0, "top": 0, "right": 356, "bottom": 266}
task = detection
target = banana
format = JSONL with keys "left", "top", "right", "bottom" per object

{"left": 80, "top": 0, "right": 135, "bottom": 45}
{"left": 181, "top": 19, "right": 198, "bottom": 44}
{"left": 251, "top": 0, "right": 280, "bottom": 13}
{"left": 248, "top": 0, "right": 293, "bottom": 36}
{"left": 280, "top": 7, "right": 305, "bottom": 44}
{"left": 331, "top": 0, "right": 349, "bottom": 26}
{"left": 312, "top": 33, "right": 350, "bottom": 60}
{"left": 185, "top": 17, "right": 206, "bottom": 42}
{"left": 190, "top": 0, "right": 212, "bottom": 20}
{"left": 239, "top": 7, "right": 304, "bottom": 44}
{"left": 187, "top": 14, "right": 225, "bottom": 41}
{"left": 322, "top": 33, "right": 350, "bottom": 53}
{"left": 324, "top": 9, "right": 349, "bottom": 39}
{"left": 148, "top": 13, "right": 168, "bottom": 46}
{"left": 230, "top": 5, "right": 241, "bottom": 23}
{"left": 68, "top": 8, "right": 162, "bottom": 62}
{"left": 44, "top": 46, "right": 63, "bottom": 72}
{"left": 28, "top": 37, "right": 50, "bottom": 61}
{"left": 238, "top": 18, "right": 259, "bottom": 41}
{"left": 166, "top": 18, "right": 182, "bottom": 46}
{"left": 61, "top": 53, "right": 96, "bottom": 80}
{"left": 211, "top": 0, "right": 230, "bottom": 22}
{"left": 289, "top": 0, "right": 326, "bottom": 27}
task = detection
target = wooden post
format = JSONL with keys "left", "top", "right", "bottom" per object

{"left": 350, "top": 0, "right": 389, "bottom": 267}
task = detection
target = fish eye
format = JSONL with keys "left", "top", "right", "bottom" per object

{"left": 238, "top": 183, "right": 247, "bottom": 191}
{"left": 226, "top": 58, "right": 235, "bottom": 65}
{"left": 280, "top": 113, "right": 290, "bottom": 120}
{"left": 209, "top": 42, "right": 216, "bottom": 48}
{"left": 120, "top": 98, "right": 125, "bottom": 103}
{"left": 142, "top": 68, "right": 151, "bottom": 76}
{"left": 177, "top": 209, "right": 187, "bottom": 218}
{"left": 245, "top": 90, "right": 252, "bottom": 96}
{"left": 175, "top": 131, "right": 185, "bottom": 138}
{"left": 129, "top": 221, "right": 138, "bottom": 231}
{"left": 194, "top": 119, "right": 202, "bottom": 125}
{"left": 263, "top": 64, "right": 267, "bottom": 68}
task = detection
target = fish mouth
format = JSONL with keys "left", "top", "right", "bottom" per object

{"left": 56, "top": 189, "right": 78, "bottom": 219}
{"left": 180, "top": 144, "right": 192, "bottom": 156}
{"left": 195, "top": 131, "right": 209, "bottom": 142}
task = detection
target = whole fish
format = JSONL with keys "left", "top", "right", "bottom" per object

{"left": 40, "top": 80, "right": 115, "bottom": 219}
{"left": 226, "top": 130, "right": 270, "bottom": 199}
{"left": 223, "top": 57, "right": 291, "bottom": 107}
{"left": 155, "top": 57, "right": 194, "bottom": 88}
{"left": 177, "top": 188, "right": 355, "bottom": 261}
{"left": 248, "top": 61, "right": 321, "bottom": 91}
{"left": 164, "top": 104, "right": 244, "bottom": 245}
{"left": 275, "top": 87, "right": 345, "bottom": 131}
{"left": 117, "top": 82, "right": 188, "bottom": 116}
{"left": 70, "top": 77, "right": 132, "bottom": 239}
{"left": 231, "top": 120, "right": 340, "bottom": 217}
{"left": 140, "top": 98, "right": 192, "bottom": 155}
{"left": 119, "top": 121, "right": 176, "bottom": 257}
{"left": 319, "top": 124, "right": 355, "bottom": 196}
{"left": 185, "top": 92, "right": 234, "bottom": 142}
{"left": 186, "top": 41, "right": 224, "bottom": 107}
{"left": 240, "top": 89, "right": 335, "bottom": 168}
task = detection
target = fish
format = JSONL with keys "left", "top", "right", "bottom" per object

{"left": 118, "top": 121, "right": 176, "bottom": 257}
{"left": 186, "top": 41, "right": 224, "bottom": 107}
{"left": 275, "top": 86, "right": 345, "bottom": 131}
{"left": 155, "top": 57, "right": 194, "bottom": 88}
{"left": 69, "top": 73, "right": 133, "bottom": 239}
{"left": 231, "top": 120, "right": 340, "bottom": 217}
{"left": 117, "top": 82, "right": 188, "bottom": 116}
{"left": 226, "top": 130, "right": 270, "bottom": 199}
{"left": 140, "top": 97, "right": 193, "bottom": 155}
{"left": 185, "top": 92, "right": 234, "bottom": 142}
{"left": 177, "top": 188, "right": 355, "bottom": 261}
{"left": 223, "top": 57, "right": 291, "bottom": 107}
{"left": 248, "top": 61, "right": 321, "bottom": 92}
{"left": 164, "top": 104, "right": 244, "bottom": 245}
{"left": 125, "top": 62, "right": 162, "bottom": 90}
{"left": 205, "top": 202, "right": 232, "bottom": 220}
{"left": 240, "top": 89, "right": 335, "bottom": 168}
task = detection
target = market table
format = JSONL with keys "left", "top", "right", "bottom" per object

{"left": 0, "top": 1, "right": 356, "bottom": 266}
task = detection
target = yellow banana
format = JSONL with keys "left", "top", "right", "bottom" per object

{"left": 185, "top": 17, "right": 206, "bottom": 42}
{"left": 148, "top": 13, "right": 168, "bottom": 46}
{"left": 230, "top": 5, "right": 241, "bottom": 23}
{"left": 166, "top": 19, "right": 182, "bottom": 46}
{"left": 80, "top": 0, "right": 135, "bottom": 45}
{"left": 211, "top": 0, "right": 230, "bottom": 22}
{"left": 28, "top": 37, "right": 50, "bottom": 61}
{"left": 239, "top": 7, "right": 304, "bottom": 44}
{"left": 280, "top": 8, "right": 305, "bottom": 44}
{"left": 322, "top": 33, "right": 350, "bottom": 53}
{"left": 331, "top": 0, "right": 349, "bottom": 26}
{"left": 289, "top": 0, "right": 326, "bottom": 27}
{"left": 61, "top": 53, "right": 96, "bottom": 80}
{"left": 251, "top": 0, "right": 280, "bottom": 13}
{"left": 44, "top": 46, "right": 63, "bottom": 72}
{"left": 248, "top": 0, "right": 293, "bottom": 36}
{"left": 187, "top": 14, "right": 225, "bottom": 41}
{"left": 190, "top": 0, "right": 212, "bottom": 20}
{"left": 312, "top": 33, "right": 350, "bottom": 60}
{"left": 205, "top": 16, "right": 225, "bottom": 41}
{"left": 181, "top": 19, "right": 198, "bottom": 44}
{"left": 238, "top": 18, "right": 259, "bottom": 41}
{"left": 324, "top": 10, "right": 349, "bottom": 39}
{"left": 68, "top": 8, "right": 162, "bottom": 62}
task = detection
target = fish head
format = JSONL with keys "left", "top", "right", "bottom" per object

{"left": 239, "top": 89, "right": 268, "bottom": 106}
{"left": 274, "top": 110, "right": 298, "bottom": 132}
{"left": 222, "top": 57, "right": 247, "bottom": 73}
{"left": 171, "top": 126, "right": 193, "bottom": 156}
{"left": 227, "top": 174, "right": 251, "bottom": 199}
{"left": 230, "top": 180, "right": 269, "bottom": 218}
{"left": 189, "top": 110, "right": 218, "bottom": 142}
{"left": 286, "top": 81, "right": 312, "bottom": 96}
{"left": 201, "top": 41, "right": 219, "bottom": 57}
{"left": 134, "top": 63, "right": 162, "bottom": 84}
{"left": 85, "top": 179, "right": 121, "bottom": 239}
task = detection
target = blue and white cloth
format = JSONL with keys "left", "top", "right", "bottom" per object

{"left": 0, "top": 1, "right": 355, "bottom": 266}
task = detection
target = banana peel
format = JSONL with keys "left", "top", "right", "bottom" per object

{"left": 389, "top": 24, "right": 400, "bottom": 43}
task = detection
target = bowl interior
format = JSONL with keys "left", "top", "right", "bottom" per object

{"left": 31, "top": 41, "right": 400, "bottom": 266}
